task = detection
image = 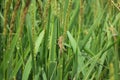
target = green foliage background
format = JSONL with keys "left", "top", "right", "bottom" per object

{"left": 0, "top": 0, "right": 120, "bottom": 80}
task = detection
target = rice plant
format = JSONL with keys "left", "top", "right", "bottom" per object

{"left": 0, "top": 0, "right": 120, "bottom": 80}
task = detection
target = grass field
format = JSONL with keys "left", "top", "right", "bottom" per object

{"left": 0, "top": 0, "right": 120, "bottom": 80}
